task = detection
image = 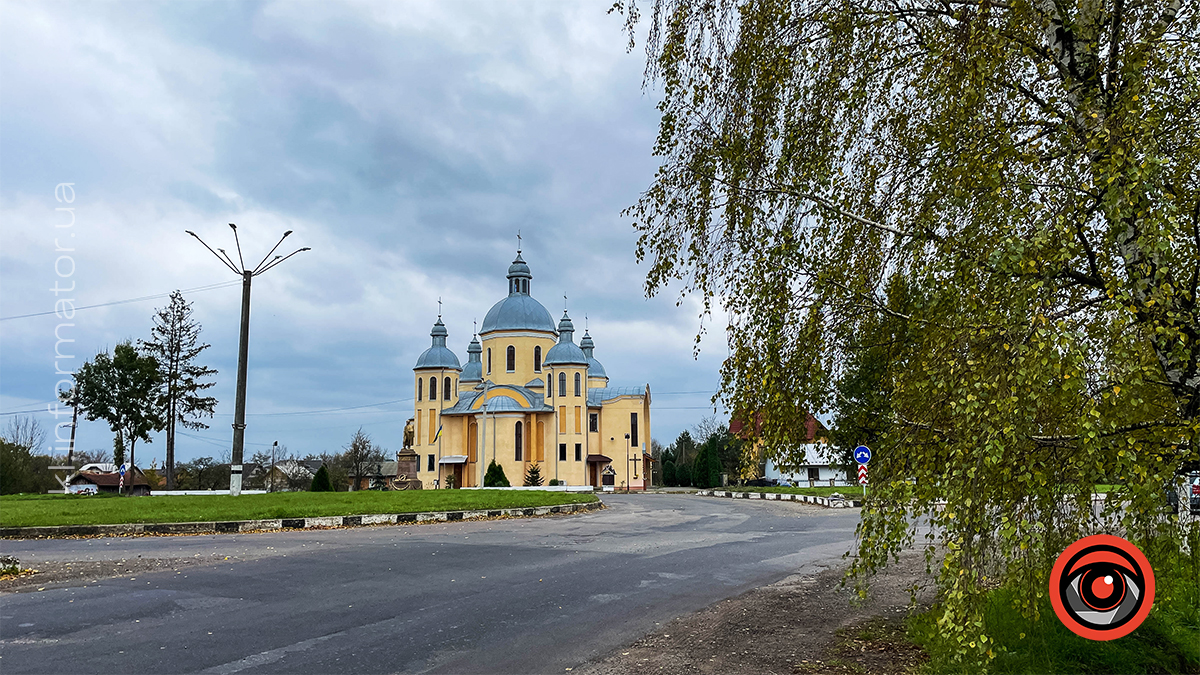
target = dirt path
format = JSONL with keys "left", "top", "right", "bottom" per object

{"left": 575, "top": 548, "right": 935, "bottom": 675}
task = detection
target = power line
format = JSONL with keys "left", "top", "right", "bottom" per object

{"left": 0, "top": 280, "right": 242, "bottom": 321}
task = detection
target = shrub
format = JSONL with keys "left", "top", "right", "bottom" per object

{"left": 524, "top": 463, "right": 544, "bottom": 486}
{"left": 548, "top": 478, "right": 561, "bottom": 486}
{"left": 484, "top": 460, "right": 510, "bottom": 487}
{"left": 309, "top": 465, "right": 333, "bottom": 492}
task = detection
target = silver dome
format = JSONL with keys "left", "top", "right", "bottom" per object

{"left": 414, "top": 318, "right": 462, "bottom": 370}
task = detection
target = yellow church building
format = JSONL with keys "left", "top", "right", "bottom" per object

{"left": 411, "top": 250, "right": 652, "bottom": 490}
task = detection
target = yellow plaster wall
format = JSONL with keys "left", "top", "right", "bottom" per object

{"left": 479, "top": 333, "right": 557, "bottom": 387}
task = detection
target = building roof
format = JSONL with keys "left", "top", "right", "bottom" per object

{"left": 460, "top": 335, "right": 483, "bottom": 382}
{"left": 544, "top": 311, "right": 588, "bottom": 366}
{"left": 415, "top": 317, "right": 462, "bottom": 370}
{"left": 440, "top": 387, "right": 553, "bottom": 416}
{"left": 580, "top": 330, "right": 607, "bottom": 378}
{"left": 69, "top": 470, "right": 149, "bottom": 488}
{"left": 481, "top": 253, "right": 556, "bottom": 334}
{"left": 587, "top": 386, "right": 648, "bottom": 407}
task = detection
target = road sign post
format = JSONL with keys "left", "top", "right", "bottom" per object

{"left": 853, "top": 446, "right": 870, "bottom": 498}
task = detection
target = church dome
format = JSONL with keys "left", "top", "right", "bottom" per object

{"left": 580, "top": 330, "right": 607, "bottom": 378}
{"left": 480, "top": 252, "right": 556, "bottom": 334}
{"left": 544, "top": 311, "right": 588, "bottom": 366}
{"left": 460, "top": 334, "right": 483, "bottom": 382}
{"left": 414, "top": 318, "right": 461, "bottom": 370}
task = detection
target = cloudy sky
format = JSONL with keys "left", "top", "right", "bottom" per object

{"left": 0, "top": 0, "right": 729, "bottom": 466}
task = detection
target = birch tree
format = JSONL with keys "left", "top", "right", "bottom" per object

{"left": 616, "top": 0, "right": 1198, "bottom": 661}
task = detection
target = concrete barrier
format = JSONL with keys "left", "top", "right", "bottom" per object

{"left": 694, "top": 489, "right": 861, "bottom": 508}
{"left": 0, "top": 501, "right": 605, "bottom": 539}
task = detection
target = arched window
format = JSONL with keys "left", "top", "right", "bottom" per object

{"left": 558, "top": 372, "right": 567, "bottom": 397}
{"left": 515, "top": 421, "right": 523, "bottom": 461}
{"left": 417, "top": 379, "right": 422, "bottom": 401}
{"left": 533, "top": 346, "right": 542, "bottom": 372}
{"left": 487, "top": 348, "right": 492, "bottom": 374}
{"left": 506, "top": 345, "right": 515, "bottom": 372}
{"left": 443, "top": 377, "right": 452, "bottom": 400}
{"left": 522, "top": 279, "right": 529, "bottom": 293}
{"left": 429, "top": 376, "right": 437, "bottom": 401}
{"left": 574, "top": 372, "right": 581, "bottom": 397}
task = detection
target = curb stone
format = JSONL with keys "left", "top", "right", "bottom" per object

{"left": 0, "top": 500, "right": 604, "bottom": 540}
{"left": 695, "top": 489, "right": 861, "bottom": 508}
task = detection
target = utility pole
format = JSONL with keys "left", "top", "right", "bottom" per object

{"left": 186, "top": 224, "right": 309, "bottom": 496}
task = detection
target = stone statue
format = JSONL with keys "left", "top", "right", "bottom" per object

{"left": 403, "top": 418, "right": 415, "bottom": 449}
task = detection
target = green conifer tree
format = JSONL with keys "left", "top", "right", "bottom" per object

{"left": 309, "top": 464, "right": 333, "bottom": 492}
{"left": 484, "top": 460, "right": 510, "bottom": 487}
{"left": 523, "top": 462, "right": 544, "bottom": 486}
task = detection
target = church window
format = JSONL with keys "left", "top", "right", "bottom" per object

{"left": 429, "top": 410, "right": 437, "bottom": 443}
{"left": 443, "top": 377, "right": 452, "bottom": 401}
{"left": 534, "top": 346, "right": 542, "bottom": 372}
{"left": 559, "top": 406, "right": 567, "bottom": 433}
{"left": 559, "top": 443, "right": 567, "bottom": 461}
{"left": 522, "top": 279, "right": 529, "bottom": 293}
{"left": 589, "top": 413, "right": 598, "bottom": 432}
{"left": 558, "top": 372, "right": 567, "bottom": 397}
{"left": 429, "top": 377, "right": 437, "bottom": 401}
{"left": 515, "top": 421, "right": 523, "bottom": 461}
{"left": 630, "top": 412, "right": 639, "bottom": 448}
{"left": 487, "top": 348, "right": 492, "bottom": 373}
{"left": 427, "top": 454, "right": 435, "bottom": 472}
{"left": 574, "top": 406, "right": 581, "bottom": 433}
{"left": 574, "top": 443, "right": 582, "bottom": 461}
{"left": 574, "top": 372, "right": 581, "bottom": 397}
{"left": 417, "top": 380, "right": 422, "bottom": 401}
{"left": 506, "top": 345, "right": 515, "bottom": 372}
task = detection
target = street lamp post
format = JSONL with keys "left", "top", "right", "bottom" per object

{"left": 271, "top": 440, "right": 278, "bottom": 493}
{"left": 186, "top": 224, "right": 309, "bottom": 496}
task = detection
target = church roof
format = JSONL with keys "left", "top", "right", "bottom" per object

{"left": 580, "top": 330, "right": 607, "bottom": 378}
{"left": 460, "top": 334, "right": 483, "bottom": 382}
{"left": 481, "top": 252, "right": 556, "bottom": 334}
{"left": 587, "top": 386, "right": 647, "bottom": 407}
{"left": 414, "top": 318, "right": 461, "bottom": 370}
{"left": 543, "top": 311, "right": 588, "bottom": 366}
{"left": 440, "top": 386, "right": 553, "bottom": 415}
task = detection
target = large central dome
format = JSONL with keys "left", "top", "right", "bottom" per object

{"left": 480, "top": 252, "right": 556, "bottom": 334}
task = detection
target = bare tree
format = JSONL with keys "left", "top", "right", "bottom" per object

{"left": 2, "top": 416, "right": 45, "bottom": 454}
{"left": 692, "top": 415, "right": 726, "bottom": 446}
{"left": 343, "top": 428, "right": 385, "bottom": 491}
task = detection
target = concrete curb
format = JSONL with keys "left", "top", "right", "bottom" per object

{"left": 695, "top": 489, "right": 862, "bottom": 508}
{"left": 0, "top": 500, "right": 604, "bottom": 540}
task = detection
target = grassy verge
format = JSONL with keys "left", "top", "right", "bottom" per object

{"left": 0, "top": 490, "right": 598, "bottom": 528}
{"left": 907, "top": 545, "right": 1200, "bottom": 674}
{"left": 721, "top": 485, "right": 870, "bottom": 497}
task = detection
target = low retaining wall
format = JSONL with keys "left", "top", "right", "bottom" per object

{"left": 696, "top": 489, "right": 862, "bottom": 508}
{"left": 0, "top": 500, "right": 604, "bottom": 540}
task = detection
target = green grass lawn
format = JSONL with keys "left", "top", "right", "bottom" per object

{"left": 0, "top": 490, "right": 599, "bottom": 528}
{"left": 721, "top": 485, "right": 871, "bottom": 497}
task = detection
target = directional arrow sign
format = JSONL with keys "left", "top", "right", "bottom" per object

{"left": 853, "top": 445, "right": 871, "bottom": 464}
{"left": 857, "top": 463, "right": 869, "bottom": 485}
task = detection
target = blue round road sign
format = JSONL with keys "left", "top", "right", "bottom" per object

{"left": 853, "top": 446, "right": 872, "bottom": 464}
{"left": 119, "top": 464, "right": 126, "bottom": 476}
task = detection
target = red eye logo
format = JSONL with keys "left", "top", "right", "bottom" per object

{"left": 1050, "top": 534, "right": 1155, "bottom": 640}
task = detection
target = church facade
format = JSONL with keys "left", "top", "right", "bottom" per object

{"left": 411, "top": 251, "right": 652, "bottom": 490}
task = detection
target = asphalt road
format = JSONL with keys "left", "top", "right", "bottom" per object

{"left": 0, "top": 493, "right": 860, "bottom": 674}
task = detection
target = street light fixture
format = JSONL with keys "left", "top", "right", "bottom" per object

{"left": 186, "top": 224, "right": 309, "bottom": 496}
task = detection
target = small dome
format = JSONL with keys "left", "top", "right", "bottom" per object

{"left": 414, "top": 318, "right": 461, "bottom": 370}
{"left": 508, "top": 252, "right": 531, "bottom": 279}
{"left": 460, "top": 334, "right": 483, "bottom": 382}
{"left": 581, "top": 330, "right": 607, "bottom": 378}
{"left": 544, "top": 311, "right": 588, "bottom": 366}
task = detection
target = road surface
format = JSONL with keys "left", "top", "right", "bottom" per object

{"left": 0, "top": 493, "right": 859, "bottom": 674}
